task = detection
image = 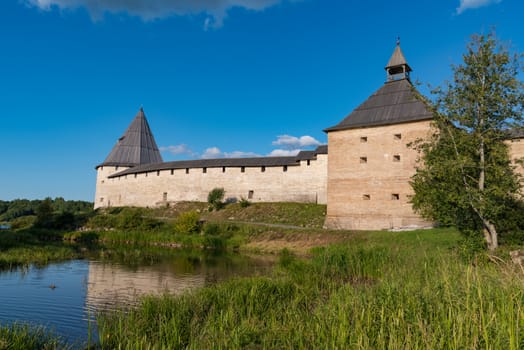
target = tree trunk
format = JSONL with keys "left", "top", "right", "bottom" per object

{"left": 477, "top": 124, "right": 498, "bottom": 250}
{"left": 483, "top": 220, "right": 499, "bottom": 251}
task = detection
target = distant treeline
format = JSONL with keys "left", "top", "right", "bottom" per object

{"left": 0, "top": 197, "right": 93, "bottom": 222}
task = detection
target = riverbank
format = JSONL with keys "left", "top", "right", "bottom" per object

{"left": 1, "top": 203, "right": 523, "bottom": 348}
{"left": 97, "top": 227, "right": 524, "bottom": 349}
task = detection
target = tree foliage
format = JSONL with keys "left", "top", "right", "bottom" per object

{"left": 411, "top": 32, "right": 524, "bottom": 250}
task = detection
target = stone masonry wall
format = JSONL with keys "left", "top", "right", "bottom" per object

{"left": 94, "top": 154, "right": 327, "bottom": 209}
{"left": 324, "top": 120, "right": 434, "bottom": 230}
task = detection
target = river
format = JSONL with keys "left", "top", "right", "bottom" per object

{"left": 0, "top": 248, "right": 274, "bottom": 346}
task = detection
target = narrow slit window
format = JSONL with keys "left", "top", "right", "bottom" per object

{"left": 360, "top": 157, "right": 368, "bottom": 164}
{"left": 185, "top": 168, "right": 189, "bottom": 174}
{"left": 145, "top": 172, "right": 148, "bottom": 177}
{"left": 283, "top": 165, "right": 288, "bottom": 172}
{"left": 360, "top": 136, "right": 368, "bottom": 143}
{"left": 307, "top": 160, "right": 311, "bottom": 166}
{"left": 394, "top": 133, "right": 402, "bottom": 140}
{"left": 222, "top": 167, "right": 226, "bottom": 173}
{"left": 248, "top": 190, "right": 254, "bottom": 199}
{"left": 391, "top": 193, "right": 400, "bottom": 200}
{"left": 393, "top": 155, "right": 401, "bottom": 162}
{"left": 261, "top": 166, "right": 266, "bottom": 172}
{"left": 157, "top": 170, "right": 160, "bottom": 176}
{"left": 134, "top": 174, "right": 137, "bottom": 178}
{"left": 163, "top": 192, "right": 167, "bottom": 201}
{"left": 171, "top": 169, "right": 174, "bottom": 175}
{"left": 203, "top": 167, "right": 207, "bottom": 174}
{"left": 362, "top": 194, "right": 371, "bottom": 200}
{"left": 241, "top": 167, "right": 245, "bottom": 173}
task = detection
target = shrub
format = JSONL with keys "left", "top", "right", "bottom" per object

{"left": 239, "top": 197, "right": 251, "bottom": 208}
{"left": 174, "top": 211, "right": 202, "bottom": 234}
{"left": 117, "top": 208, "right": 146, "bottom": 230}
{"left": 207, "top": 188, "right": 225, "bottom": 211}
{"left": 203, "top": 222, "right": 221, "bottom": 236}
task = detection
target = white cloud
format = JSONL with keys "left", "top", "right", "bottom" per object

{"left": 456, "top": 0, "right": 501, "bottom": 14}
{"left": 201, "top": 147, "right": 223, "bottom": 159}
{"left": 272, "top": 134, "right": 322, "bottom": 149}
{"left": 268, "top": 149, "right": 300, "bottom": 157}
{"left": 201, "top": 147, "right": 260, "bottom": 159}
{"left": 23, "top": 0, "right": 294, "bottom": 27}
{"left": 159, "top": 144, "right": 195, "bottom": 156}
{"left": 224, "top": 151, "right": 260, "bottom": 158}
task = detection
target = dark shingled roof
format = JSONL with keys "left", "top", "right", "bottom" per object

{"left": 506, "top": 129, "right": 524, "bottom": 139}
{"left": 98, "top": 108, "right": 163, "bottom": 168}
{"left": 325, "top": 43, "right": 433, "bottom": 132}
{"left": 108, "top": 145, "right": 328, "bottom": 178}
{"left": 324, "top": 77, "right": 433, "bottom": 132}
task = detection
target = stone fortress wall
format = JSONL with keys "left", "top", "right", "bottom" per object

{"left": 94, "top": 151, "right": 328, "bottom": 209}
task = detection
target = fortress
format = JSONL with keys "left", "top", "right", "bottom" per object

{"left": 94, "top": 43, "right": 524, "bottom": 230}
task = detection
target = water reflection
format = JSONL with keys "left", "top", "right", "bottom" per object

{"left": 0, "top": 249, "right": 274, "bottom": 345}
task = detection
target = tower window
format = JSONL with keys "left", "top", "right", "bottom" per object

{"left": 248, "top": 190, "right": 254, "bottom": 199}
{"left": 241, "top": 167, "right": 245, "bottom": 173}
{"left": 203, "top": 167, "right": 207, "bottom": 174}
{"left": 307, "top": 160, "right": 311, "bottom": 166}
{"left": 171, "top": 169, "right": 174, "bottom": 175}
{"left": 163, "top": 192, "right": 167, "bottom": 201}
{"left": 261, "top": 166, "right": 266, "bottom": 172}
{"left": 134, "top": 174, "right": 137, "bottom": 178}
{"left": 157, "top": 170, "right": 160, "bottom": 176}
{"left": 222, "top": 167, "right": 226, "bottom": 173}
{"left": 283, "top": 165, "right": 288, "bottom": 172}
{"left": 393, "top": 155, "right": 401, "bottom": 162}
{"left": 394, "top": 133, "right": 402, "bottom": 140}
{"left": 391, "top": 194, "right": 400, "bottom": 200}
{"left": 145, "top": 172, "right": 148, "bottom": 177}
{"left": 100, "top": 197, "right": 104, "bottom": 202}
{"left": 186, "top": 168, "right": 189, "bottom": 174}
{"left": 360, "top": 157, "right": 368, "bottom": 164}
{"left": 360, "top": 136, "right": 368, "bottom": 143}
{"left": 362, "top": 194, "right": 371, "bottom": 200}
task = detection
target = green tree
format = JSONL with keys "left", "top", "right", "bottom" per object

{"left": 35, "top": 197, "right": 54, "bottom": 228}
{"left": 411, "top": 32, "right": 524, "bottom": 250}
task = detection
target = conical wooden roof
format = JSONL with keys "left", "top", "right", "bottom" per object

{"left": 385, "top": 44, "right": 411, "bottom": 72}
{"left": 99, "top": 108, "right": 163, "bottom": 167}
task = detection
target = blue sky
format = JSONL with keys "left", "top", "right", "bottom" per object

{"left": 1, "top": 0, "right": 523, "bottom": 201}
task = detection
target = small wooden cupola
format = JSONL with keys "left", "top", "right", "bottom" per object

{"left": 385, "top": 38, "right": 412, "bottom": 82}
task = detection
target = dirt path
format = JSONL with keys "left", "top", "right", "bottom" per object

{"left": 243, "top": 230, "right": 355, "bottom": 255}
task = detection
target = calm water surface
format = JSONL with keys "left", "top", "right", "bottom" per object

{"left": 0, "top": 249, "right": 274, "bottom": 346}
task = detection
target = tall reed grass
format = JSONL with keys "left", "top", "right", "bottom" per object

{"left": 97, "top": 228, "right": 524, "bottom": 349}
{"left": 0, "top": 323, "right": 67, "bottom": 350}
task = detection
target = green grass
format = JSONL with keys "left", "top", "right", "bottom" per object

{"left": 0, "top": 229, "right": 87, "bottom": 269}
{"left": 97, "top": 228, "right": 524, "bottom": 349}
{"left": 0, "top": 323, "right": 68, "bottom": 350}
